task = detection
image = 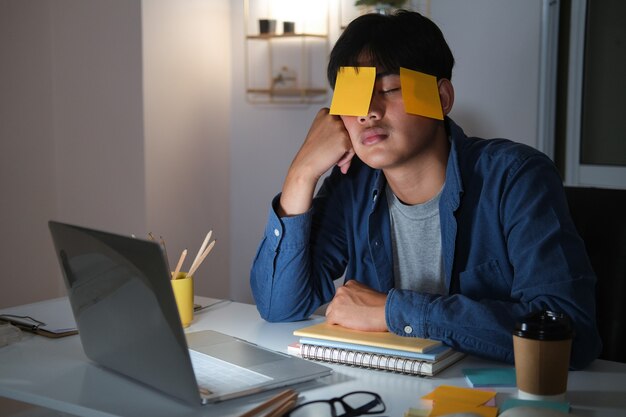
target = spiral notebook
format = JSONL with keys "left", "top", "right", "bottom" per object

{"left": 291, "top": 343, "right": 465, "bottom": 376}
{"left": 292, "top": 322, "right": 464, "bottom": 376}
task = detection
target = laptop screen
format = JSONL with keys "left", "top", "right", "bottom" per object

{"left": 48, "top": 221, "right": 201, "bottom": 404}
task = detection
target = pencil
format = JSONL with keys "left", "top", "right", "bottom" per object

{"left": 187, "top": 240, "right": 215, "bottom": 277}
{"left": 159, "top": 236, "right": 169, "bottom": 267}
{"left": 237, "top": 389, "right": 297, "bottom": 417}
{"left": 172, "top": 248, "right": 187, "bottom": 280}
{"left": 264, "top": 398, "right": 297, "bottom": 417}
{"left": 190, "top": 230, "right": 212, "bottom": 275}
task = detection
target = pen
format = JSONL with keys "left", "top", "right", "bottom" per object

{"left": 0, "top": 314, "right": 45, "bottom": 331}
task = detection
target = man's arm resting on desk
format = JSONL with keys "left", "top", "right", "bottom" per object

{"left": 251, "top": 196, "right": 342, "bottom": 322}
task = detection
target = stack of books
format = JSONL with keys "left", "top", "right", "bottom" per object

{"left": 290, "top": 322, "right": 464, "bottom": 377}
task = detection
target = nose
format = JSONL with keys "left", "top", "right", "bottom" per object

{"left": 358, "top": 96, "right": 383, "bottom": 124}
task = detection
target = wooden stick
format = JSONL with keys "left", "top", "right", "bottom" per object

{"left": 159, "top": 236, "right": 169, "bottom": 267}
{"left": 264, "top": 398, "right": 297, "bottom": 417}
{"left": 187, "top": 240, "right": 215, "bottom": 277}
{"left": 172, "top": 249, "right": 187, "bottom": 280}
{"left": 237, "top": 389, "right": 297, "bottom": 417}
{"left": 189, "top": 230, "right": 212, "bottom": 274}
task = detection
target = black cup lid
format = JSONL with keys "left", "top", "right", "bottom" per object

{"left": 513, "top": 310, "right": 574, "bottom": 340}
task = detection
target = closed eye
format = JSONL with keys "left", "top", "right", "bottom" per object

{"left": 381, "top": 87, "right": 401, "bottom": 95}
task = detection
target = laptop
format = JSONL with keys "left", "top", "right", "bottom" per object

{"left": 48, "top": 221, "right": 331, "bottom": 404}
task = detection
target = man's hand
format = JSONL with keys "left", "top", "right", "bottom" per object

{"left": 278, "top": 108, "right": 355, "bottom": 217}
{"left": 325, "top": 280, "right": 388, "bottom": 332}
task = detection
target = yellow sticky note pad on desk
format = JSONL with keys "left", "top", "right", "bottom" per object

{"left": 430, "top": 403, "right": 498, "bottom": 417}
{"left": 330, "top": 66, "right": 376, "bottom": 116}
{"left": 422, "top": 386, "right": 498, "bottom": 417}
{"left": 400, "top": 67, "right": 443, "bottom": 120}
{"left": 422, "top": 385, "right": 495, "bottom": 406}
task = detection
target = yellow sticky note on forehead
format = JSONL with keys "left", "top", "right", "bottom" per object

{"left": 329, "top": 66, "right": 376, "bottom": 116}
{"left": 400, "top": 67, "right": 443, "bottom": 120}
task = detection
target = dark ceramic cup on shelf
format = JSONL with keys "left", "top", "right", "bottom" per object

{"left": 259, "top": 19, "right": 276, "bottom": 34}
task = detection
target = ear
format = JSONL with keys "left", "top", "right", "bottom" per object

{"left": 438, "top": 79, "right": 454, "bottom": 116}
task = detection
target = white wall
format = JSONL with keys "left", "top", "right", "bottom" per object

{"left": 0, "top": 0, "right": 146, "bottom": 308}
{"left": 0, "top": 1, "right": 61, "bottom": 305}
{"left": 0, "top": 0, "right": 231, "bottom": 308}
{"left": 50, "top": 1, "right": 146, "bottom": 235}
{"left": 430, "top": 0, "right": 543, "bottom": 147}
{"left": 228, "top": 1, "right": 336, "bottom": 303}
{"left": 143, "top": 0, "right": 231, "bottom": 299}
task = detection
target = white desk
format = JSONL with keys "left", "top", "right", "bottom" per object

{"left": 1, "top": 297, "right": 625, "bottom": 417}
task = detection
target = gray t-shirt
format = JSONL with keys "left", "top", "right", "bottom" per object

{"left": 386, "top": 184, "right": 446, "bottom": 295}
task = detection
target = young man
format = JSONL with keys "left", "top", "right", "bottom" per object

{"left": 250, "top": 11, "right": 601, "bottom": 369}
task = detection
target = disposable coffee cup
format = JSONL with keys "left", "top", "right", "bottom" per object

{"left": 513, "top": 310, "right": 573, "bottom": 401}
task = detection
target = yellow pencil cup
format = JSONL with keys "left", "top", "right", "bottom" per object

{"left": 171, "top": 272, "right": 194, "bottom": 328}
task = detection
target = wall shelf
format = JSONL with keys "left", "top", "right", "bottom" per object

{"left": 246, "top": 33, "right": 327, "bottom": 40}
{"left": 247, "top": 87, "right": 328, "bottom": 96}
{"left": 244, "top": 0, "right": 330, "bottom": 104}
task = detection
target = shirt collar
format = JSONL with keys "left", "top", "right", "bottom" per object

{"left": 442, "top": 117, "right": 465, "bottom": 211}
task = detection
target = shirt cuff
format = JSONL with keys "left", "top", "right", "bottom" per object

{"left": 265, "top": 193, "right": 312, "bottom": 251}
{"left": 385, "top": 288, "right": 434, "bottom": 338}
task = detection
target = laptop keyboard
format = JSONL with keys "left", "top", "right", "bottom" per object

{"left": 189, "top": 349, "right": 273, "bottom": 395}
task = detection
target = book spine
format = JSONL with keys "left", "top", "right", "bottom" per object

{"left": 300, "top": 344, "right": 433, "bottom": 376}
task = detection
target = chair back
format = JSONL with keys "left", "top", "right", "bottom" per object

{"left": 564, "top": 186, "right": 626, "bottom": 363}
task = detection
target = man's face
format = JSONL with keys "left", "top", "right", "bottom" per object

{"left": 340, "top": 69, "right": 443, "bottom": 172}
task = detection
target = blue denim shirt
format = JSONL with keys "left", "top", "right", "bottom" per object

{"left": 250, "top": 119, "right": 601, "bottom": 369}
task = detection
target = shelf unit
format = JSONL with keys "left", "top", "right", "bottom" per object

{"left": 244, "top": 0, "right": 330, "bottom": 104}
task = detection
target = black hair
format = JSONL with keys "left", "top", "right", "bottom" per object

{"left": 327, "top": 10, "right": 455, "bottom": 88}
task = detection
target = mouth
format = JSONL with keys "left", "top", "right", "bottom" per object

{"left": 360, "top": 127, "right": 388, "bottom": 146}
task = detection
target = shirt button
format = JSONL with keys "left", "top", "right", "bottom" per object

{"left": 404, "top": 325, "right": 413, "bottom": 334}
{"left": 273, "top": 228, "right": 280, "bottom": 237}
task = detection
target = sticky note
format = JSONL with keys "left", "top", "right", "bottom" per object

{"left": 477, "top": 389, "right": 497, "bottom": 407}
{"left": 423, "top": 386, "right": 499, "bottom": 417}
{"left": 422, "top": 385, "right": 496, "bottom": 406}
{"left": 400, "top": 67, "right": 443, "bottom": 120}
{"left": 463, "top": 367, "right": 517, "bottom": 387}
{"left": 329, "top": 66, "right": 376, "bottom": 116}
{"left": 500, "top": 398, "right": 570, "bottom": 414}
{"left": 404, "top": 408, "right": 430, "bottom": 417}
{"left": 429, "top": 403, "right": 498, "bottom": 417}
